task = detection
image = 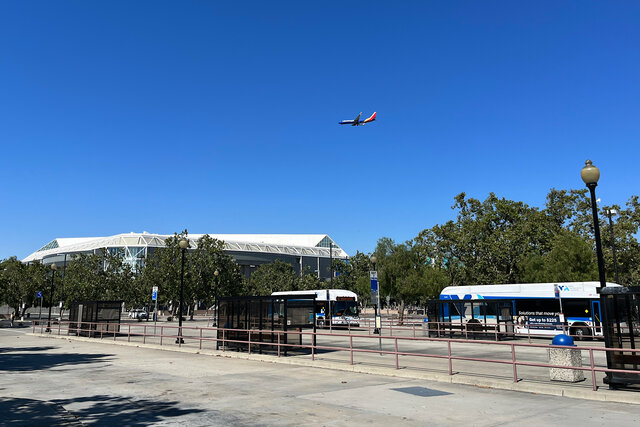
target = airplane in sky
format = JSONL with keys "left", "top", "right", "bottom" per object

{"left": 339, "top": 112, "right": 377, "bottom": 126}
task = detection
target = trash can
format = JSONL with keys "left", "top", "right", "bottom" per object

{"left": 548, "top": 334, "right": 585, "bottom": 382}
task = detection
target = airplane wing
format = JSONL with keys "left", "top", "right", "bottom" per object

{"left": 354, "top": 112, "right": 362, "bottom": 122}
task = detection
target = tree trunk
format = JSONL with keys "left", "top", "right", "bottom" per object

{"left": 398, "top": 299, "right": 405, "bottom": 326}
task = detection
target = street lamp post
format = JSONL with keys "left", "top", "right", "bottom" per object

{"left": 46, "top": 263, "right": 58, "bottom": 332}
{"left": 606, "top": 209, "right": 620, "bottom": 284}
{"left": 213, "top": 269, "right": 219, "bottom": 327}
{"left": 176, "top": 238, "right": 189, "bottom": 344}
{"left": 581, "top": 160, "right": 607, "bottom": 289}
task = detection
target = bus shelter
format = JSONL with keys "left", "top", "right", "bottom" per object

{"left": 599, "top": 286, "right": 640, "bottom": 389}
{"left": 68, "top": 300, "right": 122, "bottom": 337}
{"left": 426, "top": 299, "right": 515, "bottom": 340}
{"left": 217, "top": 295, "right": 316, "bottom": 354}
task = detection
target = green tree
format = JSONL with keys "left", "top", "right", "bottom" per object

{"left": 0, "top": 257, "right": 47, "bottom": 318}
{"left": 520, "top": 232, "right": 598, "bottom": 283}
{"left": 247, "top": 260, "right": 299, "bottom": 295}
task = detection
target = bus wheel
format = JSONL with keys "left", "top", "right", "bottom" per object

{"left": 572, "top": 326, "right": 590, "bottom": 341}
{"left": 318, "top": 320, "right": 325, "bottom": 329}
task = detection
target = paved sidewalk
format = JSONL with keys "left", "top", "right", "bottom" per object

{"left": 40, "top": 321, "right": 640, "bottom": 402}
{"left": 2, "top": 328, "right": 640, "bottom": 425}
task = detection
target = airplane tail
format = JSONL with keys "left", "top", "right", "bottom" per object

{"left": 364, "top": 112, "right": 377, "bottom": 123}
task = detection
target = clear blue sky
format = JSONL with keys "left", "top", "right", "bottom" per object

{"left": 2, "top": 1, "right": 639, "bottom": 260}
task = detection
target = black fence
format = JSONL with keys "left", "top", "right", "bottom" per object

{"left": 425, "top": 298, "right": 515, "bottom": 340}
{"left": 217, "top": 295, "right": 316, "bottom": 353}
{"left": 600, "top": 286, "right": 640, "bottom": 389}
{"left": 68, "top": 300, "right": 122, "bottom": 337}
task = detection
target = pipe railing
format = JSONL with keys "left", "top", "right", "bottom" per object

{"left": 33, "top": 320, "right": 640, "bottom": 392}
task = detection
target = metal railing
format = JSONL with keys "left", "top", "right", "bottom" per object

{"left": 33, "top": 320, "right": 640, "bottom": 392}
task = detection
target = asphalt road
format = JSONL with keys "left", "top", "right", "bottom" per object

{"left": 1, "top": 327, "right": 639, "bottom": 426}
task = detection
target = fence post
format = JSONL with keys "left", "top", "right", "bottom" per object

{"left": 465, "top": 323, "right": 468, "bottom": 340}
{"left": 128, "top": 324, "right": 130, "bottom": 342}
{"left": 143, "top": 325, "right": 146, "bottom": 344}
{"left": 312, "top": 330, "right": 315, "bottom": 361}
{"left": 350, "top": 335, "right": 354, "bottom": 365}
{"left": 494, "top": 324, "right": 498, "bottom": 341}
{"left": 160, "top": 326, "right": 163, "bottom": 346}
{"left": 113, "top": 325, "right": 116, "bottom": 341}
{"left": 222, "top": 328, "right": 225, "bottom": 352}
{"left": 413, "top": 323, "right": 416, "bottom": 338}
{"left": 590, "top": 349, "right": 597, "bottom": 391}
{"left": 277, "top": 333, "right": 281, "bottom": 358}
{"left": 448, "top": 341, "right": 453, "bottom": 375}
{"left": 511, "top": 344, "right": 518, "bottom": 382}
{"left": 527, "top": 322, "right": 531, "bottom": 343}
{"left": 248, "top": 330, "right": 251, "bottom": 355}
{"left": 200, "top": 328, "right": 203, "bottom": 350}
{"left": 58, "top": 321, "right": 61, "bottom": 336}
{"left": 395, "top": 338, "right": 399, "bottom": 369}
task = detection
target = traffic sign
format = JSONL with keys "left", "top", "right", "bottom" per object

{"left": 37, "top": 291, "right": 42, "bottom": 299}
{"left": 152, "top": 286, "right": 158, "bottom": 301}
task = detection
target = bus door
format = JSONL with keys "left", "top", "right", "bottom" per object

{"left": 591, "top": 300, "right": 602, "bottom": 335}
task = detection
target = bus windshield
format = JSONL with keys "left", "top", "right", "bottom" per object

{"left": 333, "top": 301, "right": 358, "bottom": 317}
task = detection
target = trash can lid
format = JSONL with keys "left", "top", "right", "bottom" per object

{"left": 551, "top": 334, "right": 575, "bottom": 346}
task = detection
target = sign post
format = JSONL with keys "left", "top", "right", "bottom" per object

{"left": 370, "top": 271, "right": 382, "bottom": 353}
{"left": 152, "top": 286, "right": 158, "bottom": 334}
{"left": 554, "top": 284, "right": 565, "bottom": 331}
{"left": 37, "top": 291, "right": 43, "bottom": 325}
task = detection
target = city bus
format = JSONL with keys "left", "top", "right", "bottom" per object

{"left": 271, "top": 289, "right": 359, "bottom": 328}
{"left": 439, "top": 282, "right": 622, "bottom": 339}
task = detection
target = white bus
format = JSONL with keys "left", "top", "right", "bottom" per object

{"left": 439, "top": 282, "right": 622, "bottom": 338}
{"left": 272, "top": 289, "right": 359, "bottom": 328}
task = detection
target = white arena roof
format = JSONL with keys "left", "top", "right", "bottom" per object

{"left": 23, "top": 232, "right": 349, "bottom": 263}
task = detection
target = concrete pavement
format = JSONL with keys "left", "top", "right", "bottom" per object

{"left": 1, "top": 327, "right": 640, "bottom": 426}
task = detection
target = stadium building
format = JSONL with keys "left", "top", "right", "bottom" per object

{"left": 22, "top": 232, "right": 349, "bottom": 278}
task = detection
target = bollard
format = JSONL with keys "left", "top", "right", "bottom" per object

{"left": 549, "top": 334, "right": 584, "bottom": 382}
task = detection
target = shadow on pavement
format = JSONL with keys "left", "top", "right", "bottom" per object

{"left": 0, "top": 395, "right": 204, "bottom": 426}
{"left": 0, "top": 350, "right": 113, "bottom": 372}
{"left": 0, "top": 346, "right": 57, "bottom": 354}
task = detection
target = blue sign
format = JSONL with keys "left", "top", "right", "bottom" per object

{"left": 370, "top": 279, "right": 378, "bottom": 292}
{"left": 152, "top": 291, "right": 157, "bottom": 301}
{"left": 37, "top": 291, "right": 42, "bottom": 299}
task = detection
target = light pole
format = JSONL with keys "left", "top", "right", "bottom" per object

{"left": 176, "top": 238, "right": 189, "bottom": 344}
{"left": 606, "top": 209, "right": 620, "bottom": 284}
{"left": 213, "top": 269, "right": 219, "bottom": 327}
{"left": 46, "top": 263, "right": 58, "bottom": 332}
{"left": 581, "top": 160, "right": 607, "bottom": 289}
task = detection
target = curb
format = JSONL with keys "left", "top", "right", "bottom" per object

{"left": 29, "top": 333, "right": 640, "bottom": 405}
